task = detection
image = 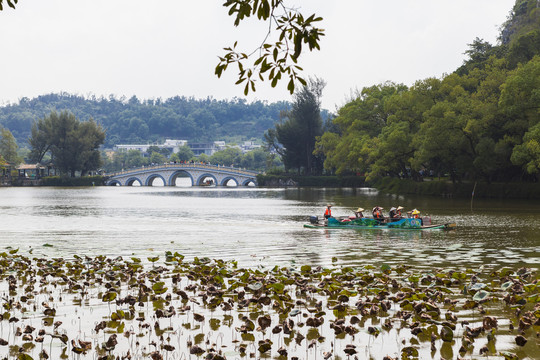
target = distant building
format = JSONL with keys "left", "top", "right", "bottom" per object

{"left": 114, "top": 139, "right": 188, "bottom": 154}
{"left": 113, "top": 139, "right": 229, "bottom": 157}
{"left": 241, "top": 141, "right": 262, "bottom": 153}
{"left": 189, "top": 141, "right": 226, "bottom": 156}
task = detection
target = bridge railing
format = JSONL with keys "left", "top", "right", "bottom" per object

{"left": 105, "top": 163, "right": 260, "bottom": 178}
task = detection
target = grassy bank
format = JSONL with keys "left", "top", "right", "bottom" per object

{"left": 374, "top": 177, "right": 540, "bottom": 199}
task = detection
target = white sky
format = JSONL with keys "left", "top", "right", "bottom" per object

{"left": 0, "top": 0, "right": 515, "bottom": 111}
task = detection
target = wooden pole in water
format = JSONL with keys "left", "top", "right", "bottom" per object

{"left": 471, "top": 181, "right": 477, "bottom": 211}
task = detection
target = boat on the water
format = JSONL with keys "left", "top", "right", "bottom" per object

{"left": 304, "top": 216, "right": 455, "bottom": 230}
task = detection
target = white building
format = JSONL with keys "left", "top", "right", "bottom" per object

{"left": 114, "top": 139, "right": 188, "bottom": 154}
{"left": 114, "top": 139, "right": 230, "bottom": 157}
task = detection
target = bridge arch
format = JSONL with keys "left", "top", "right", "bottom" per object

{"left": 220, "top": 176, "right": 239, "bottom": 187}
{"left": 145, "top": 174, "right": 166, "bottom": 186}
{"left": 107, "top": 179, "right": 121, "bottom": 186}
{"left": 242, "top": 179, "right": 257, "bottom": 187}
{"left": 169, "top": 170, "right": 194, "bottom": 186}
{"left": 126, "top": 177, "right": 143, "bottom": 186}
{"left": 196, "top": 173, "right": 218, "bottom": 186}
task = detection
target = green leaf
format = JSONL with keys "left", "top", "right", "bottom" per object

{"left": 152, "top": 282, "right": 168, "bottom": 295}
{"left": 440, "top": 326, "right": 453, "bottom": 342}
{"left": 102, "top": 292, "right": 117, "bottom": 302}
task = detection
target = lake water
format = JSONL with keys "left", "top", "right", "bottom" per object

{"left": 1, "top": 186, "right": 539, "bottom": 360}
{"left": 1, "top": 186, "right": 539, "bottom": 270}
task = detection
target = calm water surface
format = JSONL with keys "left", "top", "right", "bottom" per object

{"left": 1, "top": 186, "right": 539, "bottom": 271}
{"left": 1, "top": 186, "right": 540, "bottom": 360}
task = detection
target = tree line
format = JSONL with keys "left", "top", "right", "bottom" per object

{"left": 104, "top": 145, "right": 275, "bottom": 174}
{"left": 313, "top": 0, "right": 540, "bottom": 183}
{"left": 0, "top": 94, "right": 293, "bottom": 148}
{"left": 2, "top": 0, "right": 539, "bottom": 183}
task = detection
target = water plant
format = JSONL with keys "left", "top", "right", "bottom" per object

{"left": 0, "top": 251, "right": 537, "bottom": 359}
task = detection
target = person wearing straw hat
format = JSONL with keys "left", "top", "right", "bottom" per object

{"left": 411, "top": 209, "right": 423, "bottom": 225}
{"left": 389, "top": 206, "right": 404, "bottom": 219}
{"left": 354, "top": 207, "right": 364, "bottom": 218}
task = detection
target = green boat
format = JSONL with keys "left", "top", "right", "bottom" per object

{"left": 304, "top": 216, "right": 455, "bottom": 230}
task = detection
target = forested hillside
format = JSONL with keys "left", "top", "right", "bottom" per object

{"left": 0, "top": 94, "right": 291, "bottom": 147}
{"left": 317, "top": 0, "right": 540, "bottom": 183}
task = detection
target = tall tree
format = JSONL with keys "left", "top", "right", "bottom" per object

{"left": 267, "top": 77, "right": 325, "bottom": 174}
{"left": 0, "top": 127, "right": 21, "bottom": 165}
{"left": 29, "top": 111, "right": 106, "bottom": 176}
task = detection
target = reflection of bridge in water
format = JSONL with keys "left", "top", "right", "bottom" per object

{"left": 105, "top": 164, "right": 259, "bottom": 186}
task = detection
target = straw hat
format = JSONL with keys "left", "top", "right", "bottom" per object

{"left": 390, "top": 207, "right": 396, "bottom": 211}
{"left": 411, "top": 209, "right": 420, "bottom": 215}
{"left": 397, "top": 206, "right": 404, "bottom": 210}
{"left": 356, "top": 208, "right": 364, "bottom": 212}
{"left": 326, "top": 204, "right": 332, "bottom": 207}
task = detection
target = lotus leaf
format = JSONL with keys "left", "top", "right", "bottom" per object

{"left": 247, "top": 282, "right": 263, "bottom": 291}
{"left": 501, "top": 281, "right": 513, "bottom": 291}
{"left": 469, "top": 283, "right": 487, "bottom": 291}
{"left": 258, "top": 341, "right": 272, "bottom": 353}
{"left": 473, "top": 290, "right": 490, "bottom": 302}
{"left": 440, "top": 326, "right": 453, "bottom": 342}
{"left": 289, "top": 309, "right": 301, "bottom": 317}
{"left": 499, "top": 352, "right": 519, "bottom": 360}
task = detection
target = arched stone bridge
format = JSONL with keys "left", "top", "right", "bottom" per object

{"left": 105, "top": 164, "right": 259, "bottom": 186}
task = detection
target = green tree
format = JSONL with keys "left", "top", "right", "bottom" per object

{"left": 150, "top": 151, "right": 166, "bottom": 165}
{"left": 176, "top": 145, "right": 194, "bottom": 162}
{"left": 123, "top": 149, "right": 148, "bottom": 169}
{"left": 28, "top": 111, "right": 106, "bottom": 176}
{"left": 210, "top": 147, "right": 242, "bottom": 166}
{"left": 169, "top": 153, "right": 180, "bottom": 163}
{"left": 499, "top": 56, "right": 540, "bottom": 139}
{"left": 0, "top": 127, "right": 21, "bottom": 165}
{"left": 239, "top": 148, "right": 268, "bottom": 170}
{"left": 315, "top": 82, "right": 408, "bottom": 176}
{"left": 267, "top": 77, "right": 325, "bottom": 174}
{"left": 511, "top": 122, "right": 540, "bottom": 178}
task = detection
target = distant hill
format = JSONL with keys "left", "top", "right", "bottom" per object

{"left": 0, "top": 93, "right": 293, "bottom": 148}
{"left": 500, "top": 0, "right": 540, "bottom": 45}
{"left": 457, "top": 0, "right": 540, "bottom": 75}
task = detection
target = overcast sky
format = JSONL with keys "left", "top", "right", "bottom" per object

{"left": 1, "top": 0, "right": 515, "bottom": 111}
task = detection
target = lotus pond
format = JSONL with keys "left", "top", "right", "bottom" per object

{"left": 0, "top": 186, "right": 539, "bottom": 359}
{"left": 0, "top": 252, "right": 539, "bottom": 360}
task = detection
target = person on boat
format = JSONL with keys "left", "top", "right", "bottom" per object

{"left": 354, "top": 207, "right": 364, "bottom": 218}
{"left": 324, "top": 204, "right": 332, "bottom": 219}
{"left": 411, "top": 209, "right": 423, "bottom": 225}
{"left": 372, "top": 206, "right": 384, "bottom": 220}
{"left": 389, "top": 206, "right": 404, "bottom": 220}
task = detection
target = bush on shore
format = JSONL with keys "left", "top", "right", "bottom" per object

{"left": 40, "top": 175, "right": 105, "bottom": 187}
